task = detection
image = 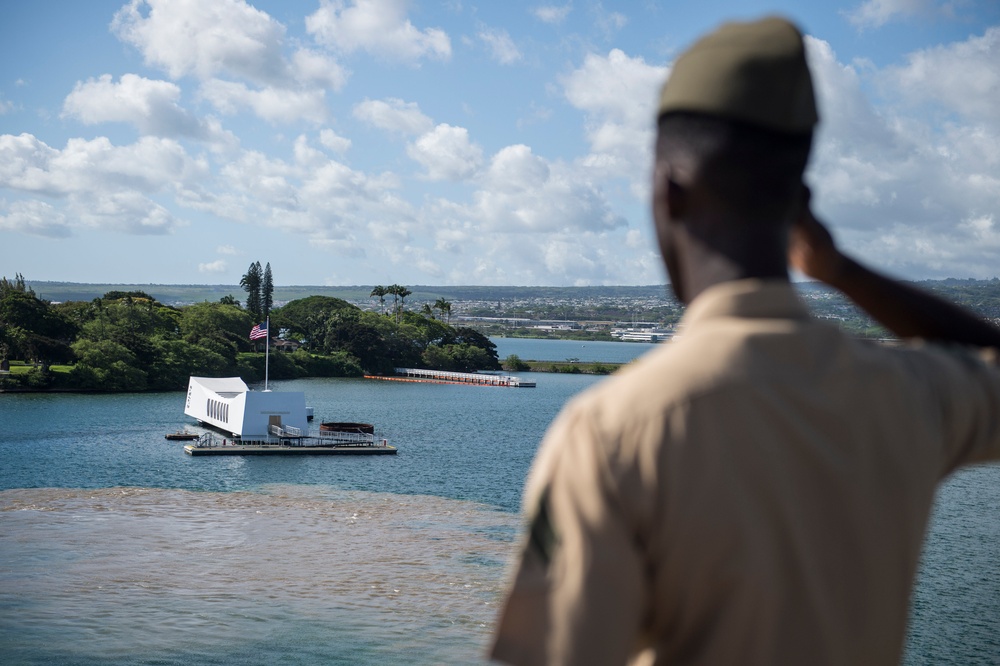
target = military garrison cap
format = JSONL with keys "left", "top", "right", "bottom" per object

{"left": 658, "top": 16, "right": 818, "bottom": 134}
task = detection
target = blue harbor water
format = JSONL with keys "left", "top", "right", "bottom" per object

{"left": 493, "top": 336, "right": 659, "bottom": 364}
{"left": 2, "top": 337, "right": 998, "bottom": 665}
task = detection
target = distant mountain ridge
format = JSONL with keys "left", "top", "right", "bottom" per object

{"left": 26, "top": 281, "right": 672, "bottom": 306}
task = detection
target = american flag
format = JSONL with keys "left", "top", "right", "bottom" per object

{"left": 249, "top": 322, "right": 268, "bottom": 340}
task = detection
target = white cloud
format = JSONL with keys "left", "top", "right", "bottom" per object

{"left": 293, "top": 134, "right": 330, "bottom": 169}
{"left": 353, "top": 98, "right": 433, "bottom": 135}
{"left": 0, "top": 199, "right": 71, "bottom": 238}
{"left": 111, "top": 0, "right": 290, "bottom": 84}
{"left": 306, "top": 0, "right": 451, "bottom": 62}
{"left": 845, "top": 0, "right": 934, "bottom": 29}
{"left": 61, "top": 74, "right": 208, "bottom": 138}
{"left": 215, "top": 136, "right": 416, "bottom": 252}
{"left": 532, "top": 4, "right": 572, "bottom": 24}
{"left": 0, "top": 133, "right": 207, "bottom": 235}
{"left": 562, "top": 49, "right": 665, "bottom": 181}
{"left": 0, "top": 98, "right": 14, "bottom": 115}
{"left": 593, "top": 7, "right": 627, "bottom": 37}
{"left": 216, "top": 244, "right": 239, "bottom": 255}
{"left": 291, "top": 48, "right": 349, "bottom": 91}
{"left": 879, "top": 27, "right": 1000, "bottom": 128}
{"left": 563, "top": 49, "right": 662, "bottom": 128}
{"left": 110, "top": 0, "right": 345, "bottom": 124}
{"left": 0, "top": 134, "right": 201, "bottom": 197}
{"left": 407, "top": 124, "right": 483, "bottom": 181}
{"left": 199, "top": 259, "right": 227, "bottom": 273}
{"left": 79, "top": 190, "right": 177, "bottom": 234}
{"left": 802, "top": 34, "right": 1000, "bottom": 279}
{"left": 198, "top": 79, "right": 327, "bottom": 124}
{"left": 319, "top": 129, "right": 352, "bottom": 155}
{"left": 478, "top": 28, "right": 522, "bottom": 65}
{"left": 471, "top": 144, "right": 625, "bottom": 233}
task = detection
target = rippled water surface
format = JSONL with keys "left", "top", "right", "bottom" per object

{"left": 2, "top": 349, "right": 999, "bottom": 664}
{"left": 492, "top": 336, "right": 659, "bottom": 364}
{"left": 0, "top": 486, "right": 517, "bottom": 665}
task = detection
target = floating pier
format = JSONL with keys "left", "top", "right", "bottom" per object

{"left": 184, "top": 442, "right": 396, "bottom": 456}
{"left": 366, "top": 368, "right": 536, "bottom": 387}
{"left": 181, "top": 429, "right": 396, "bottom": 456}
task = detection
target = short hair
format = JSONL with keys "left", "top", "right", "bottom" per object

{"left": 656, "top": 112, "right": 813, "bottom": 220}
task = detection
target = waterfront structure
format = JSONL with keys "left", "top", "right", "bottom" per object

{"left": 183, "top": 376, "right": 308, "bottom": 438}
{"left": 370, "top": 367, "right": 535, "bottom": 387}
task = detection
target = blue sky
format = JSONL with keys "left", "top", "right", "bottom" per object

{"left": 2, "top": 0, "right": 998, "bottom": 287}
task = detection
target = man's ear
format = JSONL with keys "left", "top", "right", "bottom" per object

{"left": 669, "top": 177, "right": 689, "bottom": 222}
{"left": 653, "top": 162, "right": 688, "bottom": 224}
{"left": 796, "top": 183, "right": 811, "bottom": 221}
{"left": 663, "top": 167, "right": 688, "bottom": 222}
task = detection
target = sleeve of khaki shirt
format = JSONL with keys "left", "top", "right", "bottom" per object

{"left": 935, "top": 345, "right": 1000, "bottom": 471}
{"left": 491, "top": 403, "right": 647, "bottom": 666}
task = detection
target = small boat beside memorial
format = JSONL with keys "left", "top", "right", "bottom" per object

{"left": 164, "top": 431, "right": 199, "bottom": 441}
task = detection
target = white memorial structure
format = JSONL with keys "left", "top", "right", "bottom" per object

{"left": 184, "top": 376, "right": 308, "bottom": 439}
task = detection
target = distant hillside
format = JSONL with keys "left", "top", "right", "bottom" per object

{"left": 22, "top": 279, "right": 1000, "bottom": 323}
{"left": 27, "top": 282, "right": 377, "bottom": 306}
{"left": 26, "top": 281, "right": 670, "bottom": 306}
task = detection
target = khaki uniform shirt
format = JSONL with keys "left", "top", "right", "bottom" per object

{"left": 490, "top": 279, "right": 1000, "bottom": 666}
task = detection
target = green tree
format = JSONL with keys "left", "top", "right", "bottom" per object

{"left": 240, "top": 261, "right": 262, "bottom": 320}
{"left": 319, "top": 309, "right": 388, "bottom": 373}
{"left": 502, "top": 354, "right": 530, "bottom": 372}
{"left": 386, "top": 284, "right": 412, "bottom": 323}
{"left": 398, "top": 286, "right": 412, "bottom": 319}
{"left": 271, "top": 295, "right": 355, "bottom": 349}
{"left": 0, "top": 273, "right": 31, "bottom": 296}
{"left": 421, "top": 343, "right": 496, "bottom": 372}
{"left": 147, "top": 337, "right": 230, "bottom": 390}
{"left": 179, "top": 301, "right": 254, "bottom": 366}
{"left": 0, "top": 276, "right": 78, "bottom": 367}
{"left": 434, "top": 297, "right": 452, "bottom": 323}
{"left": 387, "top": 284, "right": 401, "bottom": 318}
{"left": 398, "top": 309, "right": 451, "bottom": 346}
{"left": 219, "top": 294, "right": 240, "bottom": 306}
{"left": 78, "top": 292, "right": 177, "bottom": 367}
{"left": 262, "top": 262, "right": 274, "bottom": 320}
{"left": 370, "top": 285, "right": 388, "bottom": 315}
{"left": 450, "top": 327, "right": 500, "bottom": 369}
{"left": 69, "top": 339, "right": 148, "bottom": 391}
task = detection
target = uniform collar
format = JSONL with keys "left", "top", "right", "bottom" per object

{"left": 681, "top": 279, "right": 811, "bottom": 327}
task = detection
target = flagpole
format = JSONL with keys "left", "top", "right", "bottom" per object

{"left": 264, "top": 316, "right": 270, "bottom": 392}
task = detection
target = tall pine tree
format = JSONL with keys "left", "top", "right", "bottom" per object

{"left": 262, "top": 262, "right": 273, "bottom": 320}
{"left": 240, "top": 262, "right": 262, "bottom": 321}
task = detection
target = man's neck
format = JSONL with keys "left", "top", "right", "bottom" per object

{"left": 679, "top": 228, "right": 790, "bottom": 304}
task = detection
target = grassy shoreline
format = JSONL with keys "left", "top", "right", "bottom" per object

{"left": 520, "top": 359, "right": 623, "bottom": 375}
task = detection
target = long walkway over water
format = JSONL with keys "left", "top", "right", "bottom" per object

{"left": 366, "top": 367, "right": 535, "bottom": 387}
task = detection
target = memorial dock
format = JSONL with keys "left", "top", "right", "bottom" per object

{"left": 366, "top": 368, "right": 536, "bottom": 387}
{"left": 181, "top": 427, "right": 396, "bottom": 456}
{"left": 184, "top": 442, "right": 396, "bottom": 456}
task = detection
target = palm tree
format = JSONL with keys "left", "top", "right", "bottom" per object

{"left": 434, "top": 298, "right": 452, "bottom": 324}
{"left": 370, "top": 285, "right": 387, "bottom": 315}
{"left": 386, "top": 284, "right": 411, "bottom": 324}
{"left": 387, "top": 284, "right": 401, "bottom": 321}
{"left": 421, "top": 303, "right": 434, "bottom": 317}
{"left": 397, "top": 287, "right": 412, "bottom": 316}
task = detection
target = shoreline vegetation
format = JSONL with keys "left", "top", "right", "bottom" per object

{"left": 4, "top": 276, "right": 1000, "bottom": 393}
{"left": 0, "top": 274, "right": 503, "bottom": 393}
{"left": 0, "top": 357, "right": 624, "bottom": 393}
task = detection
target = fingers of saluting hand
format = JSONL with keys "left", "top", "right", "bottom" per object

{"left": 789, "top": 201, "right": 842, "bottom": 285}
